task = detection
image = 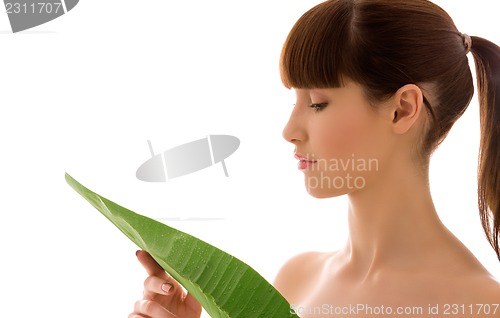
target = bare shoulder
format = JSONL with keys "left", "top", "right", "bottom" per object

{"left": 475, "top": 275, "right": 500, "bottom": 301}
{"left": 474, "top": 276, "right": 500, "bottom": 318}
{"left": 460, "top": 273, "right": 500, "bottom": 316}
{"left": 273, "top": 250, "right": 336, "bottom": 304}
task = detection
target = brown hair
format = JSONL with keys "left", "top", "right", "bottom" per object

{"left": 280, "top": 0, "right": 500, "bottom": 261}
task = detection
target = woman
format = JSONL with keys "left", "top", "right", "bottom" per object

{"left": 129, "top": 0, "right": 500, "bottom": 317}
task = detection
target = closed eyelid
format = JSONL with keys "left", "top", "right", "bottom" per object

{"left": 309, "top": 90, "right": 330, "bottom": 100}
{"left": 309, "top": 102, "right": 328, "bottom": 112}
{"left": 293, "top": 89, "right": 331, "bottom": 106}
{"left": 294, "top": 88, "right": 327, "bottom": 97}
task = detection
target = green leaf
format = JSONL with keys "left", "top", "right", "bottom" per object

{"left": 65, "top": 173, "right": 299, "bottom": 318}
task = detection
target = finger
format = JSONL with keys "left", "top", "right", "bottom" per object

{"left": 137, "top": 250, "right": 186, "bottom": 300}
{"left": 144, "top": 275, "right": 175, "bottom": 297}
{"left": 143, "top": 274, "right": 189, "bottom": 311}
{"left": 134, "top": 299, "right": 175, "bottom": 318}
{"left": 136, "top": 250, "right": 168, "bottom": 279}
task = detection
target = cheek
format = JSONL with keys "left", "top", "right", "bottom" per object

{"left": 305, "top": 112, "right": 386, "bottom": 198}
{"left": 314, "top": 111, "right": 377, "bottom": 158}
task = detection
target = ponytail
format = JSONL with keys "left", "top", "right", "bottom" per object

{"left": 470, "top": 36, "right": 500, "bottom": 261}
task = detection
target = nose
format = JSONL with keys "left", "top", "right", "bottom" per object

{"left": 282, "top": 104, "right": 306, "bottom": 144}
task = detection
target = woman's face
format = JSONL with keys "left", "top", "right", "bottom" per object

{"left": 282, "top": 81, "right": 394, "bottom": 198}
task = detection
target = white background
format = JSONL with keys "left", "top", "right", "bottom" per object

{"left": 0, "top": 1, "right": 499, "bottom": 317}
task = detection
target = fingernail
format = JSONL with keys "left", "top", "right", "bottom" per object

{"left": 161, "top": 283, "right": 173, "bottom": 293}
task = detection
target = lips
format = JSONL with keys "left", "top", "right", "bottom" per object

{"left": 294, "top": 153, "right": 317, "bottom": 170}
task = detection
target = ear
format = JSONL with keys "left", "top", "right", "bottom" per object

{"left": 391, "top": 84, "right": 424, "bottom": 135}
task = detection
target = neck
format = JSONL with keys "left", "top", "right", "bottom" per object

{"left": 341, "top": 159, "right": 451, "bottom": 281}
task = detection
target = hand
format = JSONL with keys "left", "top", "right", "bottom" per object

{"left": 129, "top": 250, "right": 203, "bottom": 318}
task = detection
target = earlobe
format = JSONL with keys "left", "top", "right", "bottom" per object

{"left": 392, "top": 84, "right": 424, "bottom": 134}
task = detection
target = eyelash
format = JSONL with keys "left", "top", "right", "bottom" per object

{"left": 309, "top": 103, "right": 328, "bottom": 112}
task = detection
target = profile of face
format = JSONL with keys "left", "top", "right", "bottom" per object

{"left": 277, "top": 0, "right": 500, "bottom": 263}
{"left": 283, "top": 81, "right": 400, "bottom": 198}
{"left": 278, "top": 0, "right": 474, "bottom": 200}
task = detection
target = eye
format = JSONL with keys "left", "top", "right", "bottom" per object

{"left": 309, "top": 102, "right": 328, "bottom": 112}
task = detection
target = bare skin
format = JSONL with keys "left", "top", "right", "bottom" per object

{"left": 275, "top": 82, "right": 500, "bottom": 317}
{"left": 274, "top": 250, "right": 500, "bottom": 318}
{"left": 129, "top": 250, "right": 202, "bottom": 318}
{"left": 129, "top": 81, "right": 500, "bottom": 317}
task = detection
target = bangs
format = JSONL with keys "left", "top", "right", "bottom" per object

{"left": 280, "top": 0, "right": 355, "bottom": 89}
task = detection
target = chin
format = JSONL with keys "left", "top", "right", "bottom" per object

{"left": 303, "top": 173, "right": 361, "bottom": 198}
{"left": 305, "top": 186, "right": 348, "bottom": 199}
